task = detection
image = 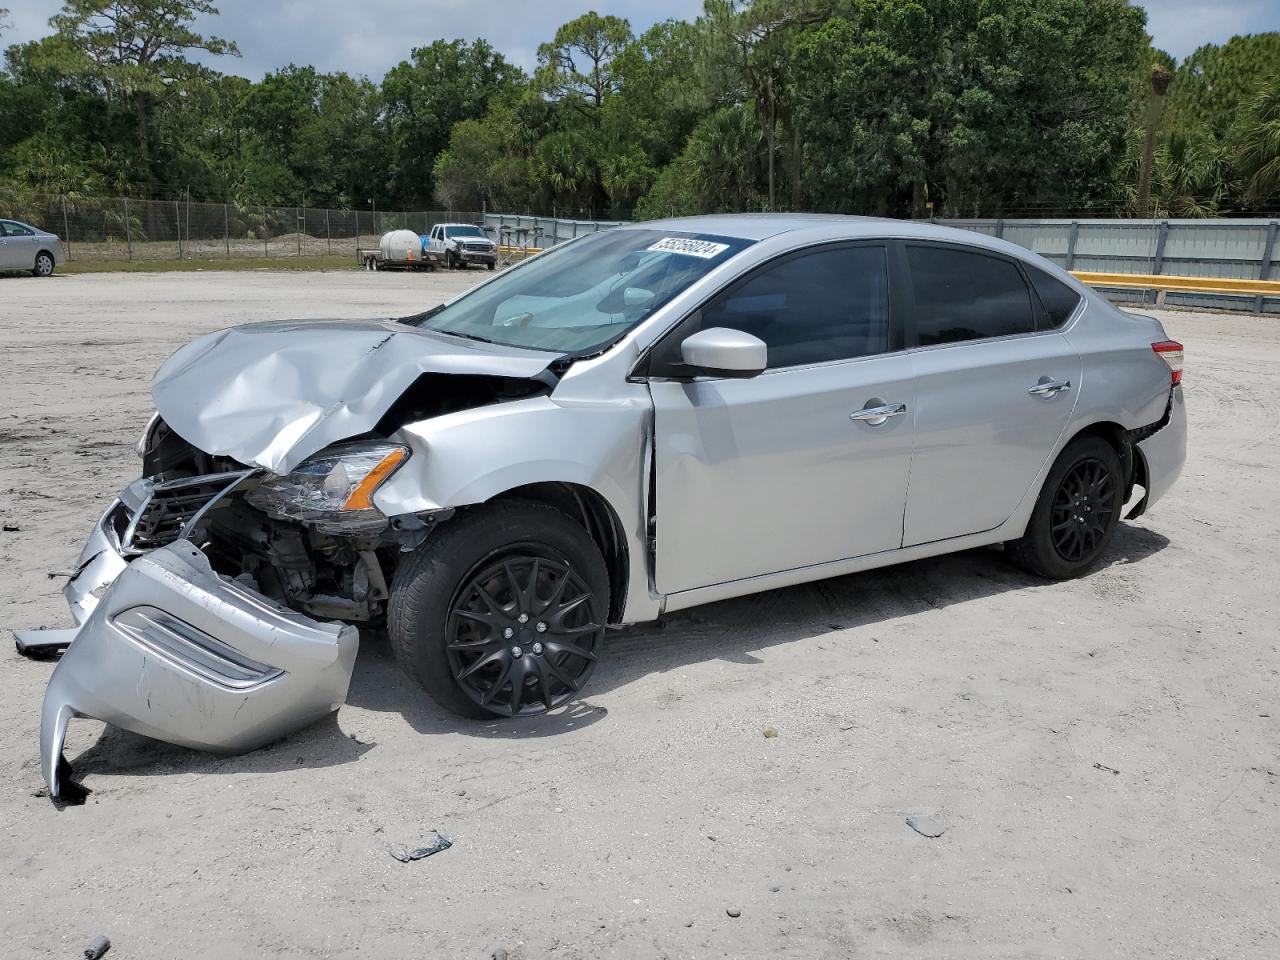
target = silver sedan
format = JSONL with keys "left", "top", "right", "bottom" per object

{"left": 24, "top": 215, "right": 1186, "bottom": 800}
{"left": 0, "top": 218, "right": 64, "bottom": 276}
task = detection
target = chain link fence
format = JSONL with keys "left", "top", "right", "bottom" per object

{"left": 2, "top": 193, "right": 1276, "bottom": 312}
{"left": 0, "top": 192, "right": 482, "bottom": 263}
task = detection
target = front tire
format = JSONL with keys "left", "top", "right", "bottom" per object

{"left": 33, "top": 252, "right": 55, "bottom": 277}
{"left": 1006, "top": 435, "right": 1123, "bottom": 580}
{"left": 388, "top": 501, "right": 609, "bottom": 719}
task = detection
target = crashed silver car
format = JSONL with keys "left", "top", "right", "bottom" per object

{"left": 23, "top": 215, "right": 1186, "bottom": 799}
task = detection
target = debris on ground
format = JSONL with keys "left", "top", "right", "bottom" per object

{"left": 387, "top": 832, "right": 452, "bottom": 862}
{"left": 56, "top": 757, "right": 90, "bottom": 806}
{"left": 726, "top": 907, "right": 742, "bottom": 918}
{"left": 1094, "top": 762, "right": 1120, "bottom": 776}
{"left": 763, "top": 727, "right": 778, "bottom": 739}
{"left": 84, "top": 935, "right": 111, "bottom": 959}
{"left": 906, "top": 816, "right": 945, "bottom": 838}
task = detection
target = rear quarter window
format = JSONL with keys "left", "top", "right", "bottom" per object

{"left": 1028, "top": 266, "right": 1083, "bottom": 328}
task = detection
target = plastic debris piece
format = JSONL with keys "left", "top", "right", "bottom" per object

{"left": 1093, "top": 762, "right": 1120, "bottom": 776}
{"left": 84, "top": 935, "right": 111, "bottom": 959}
{"left": 763, "top": 727, "right": 778, "bottom": 739}
{"left": 906, "top": 816, "right": 945, "bottom": 838}
{"left": 388, "top": 832, "right": 452, "bottom": 862}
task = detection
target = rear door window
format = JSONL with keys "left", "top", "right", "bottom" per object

{"left": 1027, "top": 266, "right": 1083, "bottom": 328}
{"left": 907, "top": 245, "right": 1036, "bottom": 345}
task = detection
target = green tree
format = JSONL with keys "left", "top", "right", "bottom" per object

{"left": 636, "top": 105, "right": 765, "bottom": 216}
{"left": 786, "top": 0, "right": 1145, "bottom": 217}
{"left": 39, "top": 1, "right": 239, "bottom": 190}
{"left": 535, "top": 12, "right": 632, "bottom": 122}
{"left": 1235, "top": 77, "right": 1280, "bottom": 206}
{"left": 236, "top": 65, "right": 383, "bottom": 206}
{"left": 382, "top": 39, "right": 523, "bottom": 207}
{"left": 702, "top": 0, "right": 831, "bottom": 210}
{"left": 531, "top": 12, "right": 635, "bottom": 212}
{"left": 433, "top": 100, "right": 541, "bottom": 212}
{"left": 1165, "top": 33, "right": 1280, "bottom": 141}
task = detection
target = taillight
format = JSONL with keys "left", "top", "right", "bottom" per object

{"left": 1152, "top": 340, "right": 1183, "bottom": 386}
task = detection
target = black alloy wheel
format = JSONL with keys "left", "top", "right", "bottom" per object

{"left": 1006, "top": 434, "right": 1124, "bottom": 580}
{"left": 1049, "top": 457, "right": 1117, "bottom": 562}
{"left": 446, "top": 549, "right": 602, "bottom": 716}
{"left": 388, "top": 500, "right": 609, "bottom": 719}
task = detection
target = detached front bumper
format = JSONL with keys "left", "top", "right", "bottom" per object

{"left": 37, "top": 495, "right": 358, "bottom": 800}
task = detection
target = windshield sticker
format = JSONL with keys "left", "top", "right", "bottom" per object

{"left": 646, "top": 237, "right": 731, "bottom": 259}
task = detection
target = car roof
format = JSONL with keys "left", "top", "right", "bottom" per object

{"left": 628, "top": 212, "right": 1078, "bottom": 272}
{"left": 623, "top": 213, "right": 1001, "bottom": 245}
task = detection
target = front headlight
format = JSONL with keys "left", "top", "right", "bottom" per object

{"left": 246, "top": 441, "right": 408, "bottom": 533}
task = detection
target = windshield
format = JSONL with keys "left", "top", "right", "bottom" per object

{"left": 406, "top": 229, "right": 753, "bottom": 354}
{"left": 445, "top": 225, "right": 485, "bottom": 238}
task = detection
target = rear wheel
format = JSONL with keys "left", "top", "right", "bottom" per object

{"left": 389, "top": 501, "right": 608, "bottom": 719}
{"left": 33, "top": 251, "right": 55, "bottom": 277}
{"left": 1006, "top": 435, "right": 1123, "bottom": 580}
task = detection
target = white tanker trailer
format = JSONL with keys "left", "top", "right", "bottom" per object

{"left": 357, "top": 229, "right": 436, "bottom": 271}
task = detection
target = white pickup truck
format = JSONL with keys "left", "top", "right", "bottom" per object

{"left": 425, "top": 223, "right": 497, "bottom": 270}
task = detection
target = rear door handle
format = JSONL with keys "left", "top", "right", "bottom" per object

{"left": 1028, "top": 378, "right": 1071, "bottom": 397}
{"left": 850, "top": 402, "right": 907, "bottom": 426}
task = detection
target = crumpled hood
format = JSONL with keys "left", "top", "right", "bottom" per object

{"left": 152, "top": 318, "right": 557, "bottom": 474}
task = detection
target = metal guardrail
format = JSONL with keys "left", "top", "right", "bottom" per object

{"left": 944, "top": 217, "right": 1280, "bottom": 314}
{"left": 1072, "top": 271, "right": 1280, "bottom": 298}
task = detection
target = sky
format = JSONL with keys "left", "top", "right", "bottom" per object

{"left": 3, "top": 0, "right": 1279, "bottom": 80}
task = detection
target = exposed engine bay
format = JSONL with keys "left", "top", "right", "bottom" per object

{"left": 137, "top": 375, "right": 554, "bottom": 625}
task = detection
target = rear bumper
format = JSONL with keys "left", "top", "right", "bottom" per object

{"left": 1133, "top": 386, "right": 1187, "bottom": 515}
{"left": 39, "top": 501, "right": 358, "bottom": 800}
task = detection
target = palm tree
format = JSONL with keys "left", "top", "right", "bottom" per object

{"left": 1158, "top": 132, "right": 1235, "bottom": 217}
{"left": 1236, "top": 77, "right": 1280, "bottom": 207}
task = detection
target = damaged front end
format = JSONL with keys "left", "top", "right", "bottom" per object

{"left": 25, "top": 422, "right": 401, "bottom": 800}
{"left": 24, "top": 316, "right": 573, "bottom": 801}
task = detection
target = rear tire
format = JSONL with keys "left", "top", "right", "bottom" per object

{"left": 33, "top": 252, "right": 55, "bottom": 277}
{"left": 388, "top": 501, "right": 609, "bottom": 719}
{"left": 1006, "top": 435, "right": 1123, "bottom": 580}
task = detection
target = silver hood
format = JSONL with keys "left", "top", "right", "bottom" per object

{"left": 151, "top": 318, "right": 558, "bottom": 474}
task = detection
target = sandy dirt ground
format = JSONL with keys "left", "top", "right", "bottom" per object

{"left": 0, "top": 269, "right": 1277, "bottom": 960}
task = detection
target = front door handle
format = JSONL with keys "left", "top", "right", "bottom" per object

{"left": 1028, "top": 378, "right": 1072, "bottom": 397}
{"left": 850, "top": 402, "right": 907, "bottom": 426}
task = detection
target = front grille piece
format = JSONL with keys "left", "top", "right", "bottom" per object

{"left": 123, "top": 471, "right": 255, "bottom": 553}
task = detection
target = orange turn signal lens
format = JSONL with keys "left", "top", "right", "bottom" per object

{"left": 342, "top": 447, "right": 408, "bottom": 510}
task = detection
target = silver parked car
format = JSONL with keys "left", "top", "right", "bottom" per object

{"left": 0, "top": 218, "right": 64, "bottom": 276}
{"left": 25, "top": 215, "right": 1185, "bottom": 799}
